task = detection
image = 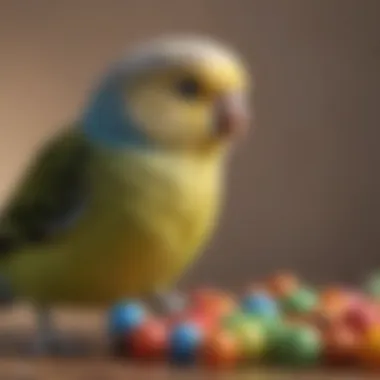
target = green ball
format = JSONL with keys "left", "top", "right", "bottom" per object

{"left": 280, "top": 287, "right": 318, "bottom": 315}
{"left": 263, "top": 320, "right": 288, "bottom": 356}
{"left": 269, "top": 325, "right": 322, "bottom": 366}
{"left": 222, "top": 312, "right": 250, "bottom": 328}
{"left": 364, "top": 273, "right": 380, "bottom": 299}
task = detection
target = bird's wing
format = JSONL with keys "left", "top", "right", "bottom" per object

{"left": 0, "top": 127, "right": 92, "bottom": 255}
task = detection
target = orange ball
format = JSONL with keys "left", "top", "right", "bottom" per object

{"left": 323, "top": 323, "right": 360, "bottom": 366}
{"left": 267, "top": 271, "right": 299, "bottom": 298}
{"left": 130, "top": 319, "right": 168, "bottom": 360}
{"left": 358, "top": 324, "right": 380, "bottom": 369}
{"left": 190, "top": 288, "right": 236, "bottom": 318}
{"left": 315, "top": 287, "right": 351, "bottom": 328}
{"left": 202, "top": 330, "right": 241, "bottom": 369}
{"left": 319, "top": 287, "right": 349, "bottom": 311}
{"left": 190, "top": 310, "right": 220, "bottom": 331}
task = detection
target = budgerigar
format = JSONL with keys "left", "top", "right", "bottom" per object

{"left": 0, "top": 35, "right": 251, "bottom": 354}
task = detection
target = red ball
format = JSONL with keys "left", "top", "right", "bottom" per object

{"left": 323, "top": 323, "right": 361, "bottom": 366}
{"left": 130, "top": 319, "right": 168, "bottom": 360}
{"left": 342, "top": 304, "right": 377, "bottom": 334}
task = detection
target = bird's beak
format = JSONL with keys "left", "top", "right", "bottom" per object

{"left": 214, "top": 92, "right": 250, "bottom": 139}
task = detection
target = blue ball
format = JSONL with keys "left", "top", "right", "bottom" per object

{"left": 108, "top": 300, "right": 146, "bottom": 337}
{"left": 169, "top": 322, "right": 203, "bottom": 365}
{"left": 241, "top": 292, "right": 279, "bottom": 318}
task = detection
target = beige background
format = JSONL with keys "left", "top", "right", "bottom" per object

{"left": 0, "top": 0, "right": 379, "bottom": 289}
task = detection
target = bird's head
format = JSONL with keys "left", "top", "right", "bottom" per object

{"left": 82, "top": 35, "right": 251, "bottom": 153}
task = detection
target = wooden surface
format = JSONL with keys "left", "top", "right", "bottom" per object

{"left": 0, "top": 307, "right": 378, "bottom": 380}
{"left": 0, "top": 360, "right": 378, "bottom": 380}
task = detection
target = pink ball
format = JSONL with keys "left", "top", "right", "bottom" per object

{"left": 342, "top": 304, "right": 377, "bottom": 334}
{"left": 346, "top": 291, "right": 369, "bottom": 307}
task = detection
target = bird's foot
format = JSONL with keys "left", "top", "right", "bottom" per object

{"left": 26, "top": 309, "right": 89, "bottom": 357}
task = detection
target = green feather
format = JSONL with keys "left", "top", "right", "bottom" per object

{"left": 0, "top": 127, "right": 91, "bottom": 253}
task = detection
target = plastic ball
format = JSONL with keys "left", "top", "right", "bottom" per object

{"left": 319, "top": 287, "right": 349, "bottom": 309}
{"left": 346, "top": 290, "right": 370, "bottom": 306}
{"left": 342, "top": 304, "right": 377, "bottom": 334}
{"left": 222, "top": 312, "right": 251, "bottom": 329}
{"left": 168, "top": 307, "right": 221, "bottom": 333}
{"left": 365, "top": 273, "right": 380, "bottom": 300}
{"left": 189, "top": 288, "right": 236, "bottom": 318}
{"left": 241, "top": 292, "right": 279, "bottom": 319}
{"left": 269, "top": 324, "right": 323, "bottom": 366}
{"left": 317, "top": 288, "right": 350, "bottom": 324}
{"left": 130, "top": 319, "right": 168, "bottom": 360}
{"left": 267, "top": 271, "right": 299, "bottom": 298}
{"left": 358, "top": 324, "right": 380, "bottom": 369}
{"left": 168, "top": 322, "right": 204, "bottom": 365}
{"left": 190, "top": 288, "right": 224, "bottom": 308}
{"left": 264, "top": 320, "right": 288, "bottom": 353}
{"left": 108, "top": 301, "right": 146, "bottom": 337}
{"left": 323, "top": 323, "right": 360, "bottom": 366}
{"left": 202, "top": 329, "right": 241, "bottom": 369}
{"left": 280, "top": 287, "right": 318, "bottom": 315}
{"left": 187, "top": 310, "right": 220, "bottom": 332}
{"left": 230, "top": 320, "right": 266, "bottom": 360}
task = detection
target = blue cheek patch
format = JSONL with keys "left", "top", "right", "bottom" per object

{"left": 82, "top": 78, "right": 149, "bottom": 149}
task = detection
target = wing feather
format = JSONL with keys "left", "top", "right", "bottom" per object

{"left": 0, "top": 127, "right": 92, "bottom": 255}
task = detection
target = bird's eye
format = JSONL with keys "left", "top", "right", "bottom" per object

{"left": 176, "top": 76, "right": 202, "bottom": 99}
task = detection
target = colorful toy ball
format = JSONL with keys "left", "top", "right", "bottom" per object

{"left": 186, "top": 309, "right": 220, "bottom": 332}
{"left": 202, "top": 329, "right": 241, "bottom": 369}
{"left": 358, "top": 324, "right": 380, "bottom": 369}
{"left": 241, "top": 292, "right": 279, "bottom": 319}
{"left": 267, "top": 271, "right": 299, "bottom": 298}
{"left": 108, "top": 301, "right": 146, "bottom": 337}
{"left": 189, "top": 288, "right": 236, "bottom": 318}
{"left": 342, "top": 303, "right": 377, "bottom": 334}
{"left": 168, "top": 322, "right": 204, "bottom": 365}
{"left": 130, "top": 319, "right": 168, "bottom": 360}
{"left": 280, "top": 287, "right": 318, "bottom": 315}
{"left": 222, "top": 312, "right": 250, "bottom": 329}
{"left": 317, "top": 287, "right": 350, "bottom": 323}
{"left": 230, "top": 320, "right": 266, "bottom": 361}
{"left": 323, "top": 323, "right": 360, "bottom": 366}
{"left": 364, "top": 273, "right": 380, "bottom": 299}
{"left": 269, "top": 324, "right": 322, "bottom": 367}
{"left": 319, "top": 287, "right": 349, "bottom": 309}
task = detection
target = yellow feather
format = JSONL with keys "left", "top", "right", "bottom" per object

{"left": 2, "top": 146, "right": 225, "bottom": 307}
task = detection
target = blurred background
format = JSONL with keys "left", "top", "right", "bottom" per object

{"left": 0, "top": 0, "right": 379, "bottom": 289}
